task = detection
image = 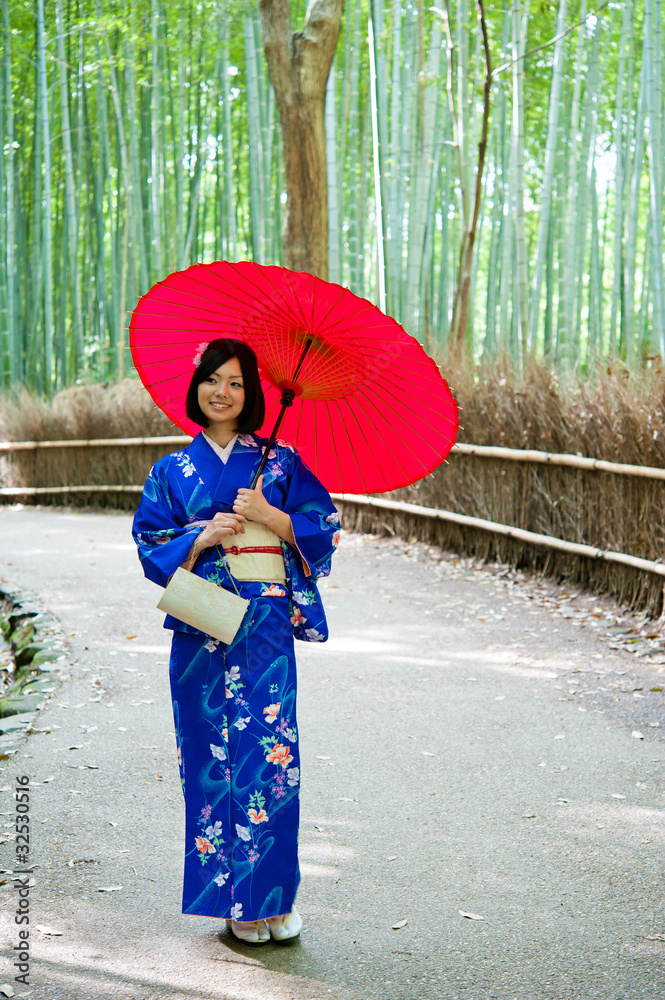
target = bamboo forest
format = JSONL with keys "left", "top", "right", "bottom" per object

{"left": 0, "top": 0, "right": 662, "bottom": 393}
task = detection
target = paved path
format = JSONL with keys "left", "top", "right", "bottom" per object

{"left": 0, "top": 506, "right": 663, "bottom": 1000}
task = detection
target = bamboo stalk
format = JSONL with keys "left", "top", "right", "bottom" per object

{"left": 386, "top": 0, "right": 403, "bottom": 316}
{"left": 1, "top": 0, "right": 15, "bottom": 385}
{"left": 220, "top": 27, "right": 237, "bottom": 259}
{"left": 645, "top": 0, "right": 665, "bottom": 355}
{"left": 331, "top": 493, "right": 665, "bottom": 578}
{"left": 37, "top": 0, "right": 53, "bottom": 392}
{"left": 608, "top": 0, "right": 632, "bottom": 355}
{"left": 510, "top": 0, "right": 528, "bottom": 365}
{"left": 245, "top": 11, "right": 264, "bottom": 262}
{"left": 559, "top": 0, "right": 587, "bottom": 359}
{"left": 368, "top": 10, "right": 386, "bottom": 311}
{"left": 326, "top": 60, "right": 341, "bottom": 284}
{"left": 526, "top": 0, "right": 567, "bottom": 353}
{"left": 150, "top": 0, "right": 164, "bottom": 279}
{"left": 55, "top": 0, "right": 84, "bottom": 377}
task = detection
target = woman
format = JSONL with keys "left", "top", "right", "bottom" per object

{"left": 132, "top": 338, "right": 339, "bottom": 944}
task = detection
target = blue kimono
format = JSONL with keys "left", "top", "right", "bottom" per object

{"left": 132, "top": 432, "right": 339, "bottom": 921}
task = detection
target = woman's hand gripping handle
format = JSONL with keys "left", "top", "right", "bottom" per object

{"left": 184, "top": 511, "right": 246, "bottom": 570}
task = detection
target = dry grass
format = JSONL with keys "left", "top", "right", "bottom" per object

{"left": 2, "top": 366, "right": 665, "bottom": 614}
{"left": 0, "top": 380, "right": 179, "bottom": 509}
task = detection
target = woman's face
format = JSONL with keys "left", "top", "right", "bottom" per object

{"left": 197, "top": 357, "right": 245, "bottom": 429}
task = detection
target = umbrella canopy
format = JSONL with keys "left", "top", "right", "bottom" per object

{"left": 130, "top": 261, "right": 458, "bottom": 495}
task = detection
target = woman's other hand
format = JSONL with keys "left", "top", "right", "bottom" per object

{"left": 184, "top": 512, "right": 246, "bottom": 570}
{"left": 198, "top": 511, "right": 246, "bottom": 548}
{"left": 233, "top": 476, "right": 273, "bottom": 524}
{"left": 234, "top": 476, "right": 297, "bottom": 550}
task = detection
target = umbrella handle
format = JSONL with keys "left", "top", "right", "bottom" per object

{"left": 249, "top": 338, "right": 312, "bottom": 490}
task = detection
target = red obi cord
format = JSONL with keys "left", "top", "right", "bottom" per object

{"left": 223, "top": 545, "right": 284, "bottom": 557}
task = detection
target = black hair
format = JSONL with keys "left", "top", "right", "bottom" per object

{"left": 185, "top": 338, "right": 265, "bottom": 433}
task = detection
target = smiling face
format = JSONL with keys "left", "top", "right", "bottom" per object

{"left": 197, "top": 357, "right": 245, "bottom": 436}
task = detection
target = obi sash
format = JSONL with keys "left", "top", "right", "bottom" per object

{"left": 221, "top": 522, "right": 287, "bottom": 583}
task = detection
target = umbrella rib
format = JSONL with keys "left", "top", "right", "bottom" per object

{"left": 337, "top": 394, "right": 395, "bottom": 493}
{"left": 275, "top": 267, "right": 316, "bottom": 332}
{"left": 322, "top": 398, "right": 345, "bottom": 493}
{"left": 328, "top": 396, "right": 375, "bottom": 495}
{"left": 139, "top": 278, "right": 274, "bottom": 316}
{"left": 309, "top": 280, "right": 349, "bottom": 335}
{"left": 182, "top": 260, "right": 302, "bottom": 320}
{"left": 346, "top": 390, "right": 435, "bottom": 484}
{"left": 360, "top": 375, "right": 460, "bottom": 435}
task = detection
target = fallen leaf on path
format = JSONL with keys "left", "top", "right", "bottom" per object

{"left": 97, "top": 885, "right": 122, "bottom": 892}
{"left": 125, "top": 635, "right": 138, "bottom": 640}
{"left": 392, "top": 919, "right": 408, "bottom": 929}
{"left": 459, "top": 910, "right": 484, "bottom": 921}
{"left": 36, "top": 925, "right": 63, "bottom": 936}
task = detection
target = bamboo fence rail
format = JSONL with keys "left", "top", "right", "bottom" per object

{"left": 2, "top": 472, "right": 664, "bottom": 580}
{"left": 3, "top": 436, "right": 665, "bottom": 481}
{"left": 0, "top": 435, "right": 191, "bottom": 453}
{"left": 330, "top": 493, "right": 665, "bottom": 579}
{"left": 3, "top": 431, "right": 665, "bottom": 612}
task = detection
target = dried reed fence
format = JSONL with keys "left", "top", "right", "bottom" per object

{"left": 2, "top": 367, "right": 665, "bottom": 615}
{"left": 360, "top": 363, "right": 665, "bottom": 617}
{"left": 0, "top": 382, "right": 178, "bottom": 510}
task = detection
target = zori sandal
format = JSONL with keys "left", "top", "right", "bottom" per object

{"left": 267, "top": 906, "right": 302, "bottom": 942}
{"left": 226, "top": 918, "right": 270, "bottom": 944}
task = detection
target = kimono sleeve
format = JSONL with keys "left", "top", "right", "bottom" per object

{"left": 132, "top": 462, "right": 204, "bottom": 588}
{"left": 282, "top": 449, "right": 340, "bottom": 579}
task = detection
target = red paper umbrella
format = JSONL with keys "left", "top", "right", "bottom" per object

{"left": 130, "top": 260, "right": 458, "bottom": 495}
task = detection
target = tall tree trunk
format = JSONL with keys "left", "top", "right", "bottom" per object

{"left": 260, "top": 0, "right": 343, "bottom": 279}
